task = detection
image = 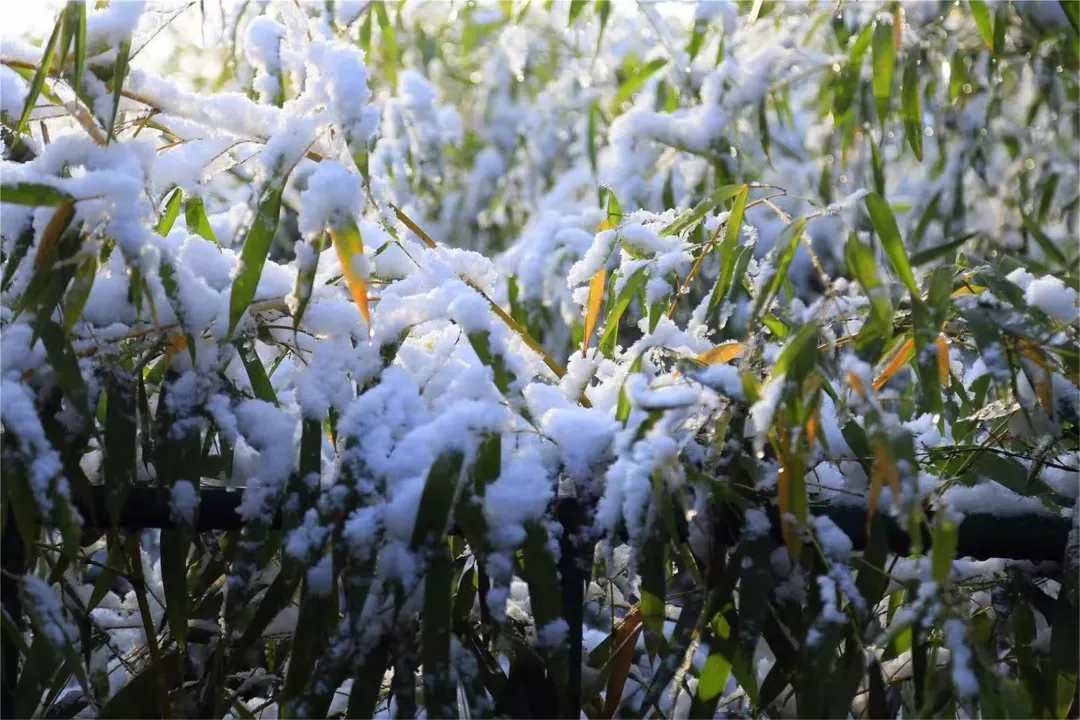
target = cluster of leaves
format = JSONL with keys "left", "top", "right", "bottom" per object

{"left": 1, "top": 1, "right": 1078, "bottom": 718}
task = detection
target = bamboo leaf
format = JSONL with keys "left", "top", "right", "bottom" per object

{"left": 160, "top": 528, "right": 191, "bottom": 649}
{"left": 62, "top": 254, "right": 96, "bottom": 335}
{"left": 107, "top": 39, "right": 132, "bottom": 143}
{"left": 568, "top": 0, "right": 587, "bottom": 25}
{"left": 969, "top": 0, "right": 994, "bottom": 50}
{"left": 72, "top": 0, "right": 87, "bottom": 91}
{"left": 601, "top": 607, "right": 643, "bottom": 718}
{"left": 228, "top": 183, "right": 284, "bottom": 337}
{"left": 291, "top": 230, "right": 327, "bottom": 333}
{"left": 901, "top": 54, "right": 923, "bottom": 161}
{"left": 0, "top": 182, "right": 73, "bottom": 206}
{"left": 330, "top": 220, "right": 371, "bottom": 329}
{"left": 749, "top": 216, "right": 807, "bottom": 325}
{"left": 611, "top": 58, "right": 668, "bottom": 113}
{"left": 185, "top": 196, "right": 219, "bottom": 245}
{"left": 39, "top": 319, "right": 91, "bottom": 422}
{"left": 834, "top": 23, "right": 873, "bottom": 117}
{"left": 411, "top": 451, "right": 463, "bottom": 549}
{"left": 864, "top": 192, "right": 920, "bottom": 297}
{"left": 873, "top": 336, "right": 915, "bottom": 391}
{"left": 714, "top": 185, "right": 749, "bottom": 302}
{"left": 582, "top": 268, "right": 606, "bottom": 357}
{"left": 930, "top": 513, "right": 958, "bottom": 587}
{"left": 33, "top": 201, "right": 76, "bottom": 269}
{"left": 871, "top": 18, "right": 896, "bottom": 125}
{"left": 695, "top": 341, "right": 743, "bottom": 365}
{"left": 156, "top": 188, "right": 183, "bottom": 236}
{"left": 661, "top": 184, "right": 745, "bottom": 237}
{"left": 597, "top": 266, "right": 647, "bottom": 357}
{"left": 15, "top": 14, "right": 63, "bottom": 136}
{"left": 422, "top": 545, "right": 456, "bottom": 718}
{"left": 587, "top": 99, "right": 598, "bottom": 176}
{"left": 234, "top": 340, "right": 278, "bottom": 405}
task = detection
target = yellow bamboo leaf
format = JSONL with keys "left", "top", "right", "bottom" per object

{"left": 847, "top": 370, "right": 867, "bottom": 400}
{"left": 389, "top": 202, "right": 438, "bottom": 249}
{"left": 695, "top": 341, "right": 744, "bottom": 365}
{"left": 936, "top": 335, "right": 950, "bottom": 388}
{"left": 773, "top": 428, "right": 801, "bottom": 560}
{"left": 602, "top": 606, "right": 643, "bottom": 719}
{"left": 34, "top": 201, "right": 76, "bottom": 267}
{"left": 164, "top": 333, "right": 187, "bottom": 357}
{"left": 582, "top": 268, "right": 606, "bottom": 357}
{"left": 329, "top": 221, "right": 371, "bottom": 331}
{"left": 872, "top": 336, "right": 915, "bottom": 391}
{"left": 951, "top": 284, "right": 985, "bottom": 297}
{"left": 1020, "top": 340, "right": 1054, "bottom": 415}
{"left": 867, "top": 441, "right": 900, "bottom": 532}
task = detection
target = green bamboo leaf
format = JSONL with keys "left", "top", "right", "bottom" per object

{"left": 39, "top": 320, "right": 91, "bottom": 422}
{"left": 871, "top": 19, "right": 896, "bottom": 125}
{"left": 586, "top": 100, "right": 598, "bottom": 176}
{"left": 758, "top": 97, "right": 770, "bottom": 160}
{"left": 22, "top": 579, "right": 92, "bottom": 702}
{"left": 228, "top": 183, "right": 284, "bottom": 337}
{"left": 72, "top": 0, "right": 86, "bottom": 91}
{"left": 749, "top": 216, "right": 807, "bottom": 325}
{"left": 107, "top": 39, "right": 131, "bottom": 143}
{"left": 661, "top": 184, "right": 745, "bottom": 237}
{"left": 595, "top": 0, "right": 611, "bottom": 54}
{"left": 597, "top": 266, "right": 647, "bottom": 356}
{"left": 686, "top": 20, "right": 707, "bottom": 61}
{"left": 611, "top": 58, "right": 668, "bottom": 113}
{"left": 834, "top": 23, "right": 873, "bottom": 117}
{"left": 160, "top": 528, "right": 191, "bottom": 649}
{"left": 283, "top": 580, "right": 338, "bottom": 709}
{"left": 238, "top": 562, "right": 300, "bottom": 651}
{"left": 156, "top": 188, "right": 183, "bottom": 236}
{"left": 88, "top": 539, "right": 123, "bottom": 611}
{"left": 715, "top": 185, "right": 749, "bottom": 302}
{"left": 909, "top": 232, "right": 974, "bottom": 267}
{"left": 103, "top": 371, "right": 136, "bottom": 530}
{"left": 929, "top": 513, "right": 958, "bottom": 587}
{"left": 638, "top": 587, "right": 707, "bottom": 715}
{"left": 1061, "top": 0, "right": 1079, "bottom": 34}
{"left": 520, "top": 521, "right": 566, "bottom": 660}
{"left": 1020, "top": 209, "right": 1068, "bottom": 267}
{"left": 422, "top": 544, "right": 456, "bottom": 718}
{"left": 233, "top": 340, "right": 278, "bottom": 405}
{"left": 185, "top": 196, "right": 219, "bottom": 245}
{"left": 992, "top": 1, "right": 1007, "bottom": 56}
{"left": 846, "top": 233, "right": 893, "bottom": 353}
{"left": 372, "top": 1, "right": 399, "bottom": 90}
{"left": 869, "top": 132, "right": 886, "bottom": 197}
{"left": 345, "top": 639, "right": 391, "bottom": 719}
{"left": 1, "top": 226, "right": 35, "bottom": 292}
{"left": 0, "top": 182, "right": 73, "bottom": 206}
{"left": 411, "top": 451, "right": 463, "bottom": 549}
{"left": 568, "top": 0, "right": 587, "bottom": 25}
{"left": 901, "top": 54, "right": 923, "bottom": 161}
{"left": 864, "top": 192, "right": 920, "bottom": 297}
{"left": 969, "top": 0, "right": 994, "bottom": 50}
{"left": 62, "top": 254, "right": 96, "bottom": 335}
{"left": 15, "top": 14, "right": 63, "bottom": 136}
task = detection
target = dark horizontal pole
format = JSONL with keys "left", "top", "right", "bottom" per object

{"left": 68, "top": 486, "right": 1073, "bottom": 564}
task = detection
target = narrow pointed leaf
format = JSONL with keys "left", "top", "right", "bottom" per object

{"left": 228, "top": 183, "right": 284, "bottom": 337}
{"left": 16, "top": 14, "right": 63, "bottom": 136}
{"left": 864, "top": 192, "right": 920, "bottom": 296}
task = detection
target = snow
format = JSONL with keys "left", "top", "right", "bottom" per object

{"left": 170, "top": 480, "right": 198, "bottom": 525}
{"left": 1024, "top": 275, "right": 1079, "bottom": 323}
{"left": 1, "top": 2, "right": 1074, "bottom": 712}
